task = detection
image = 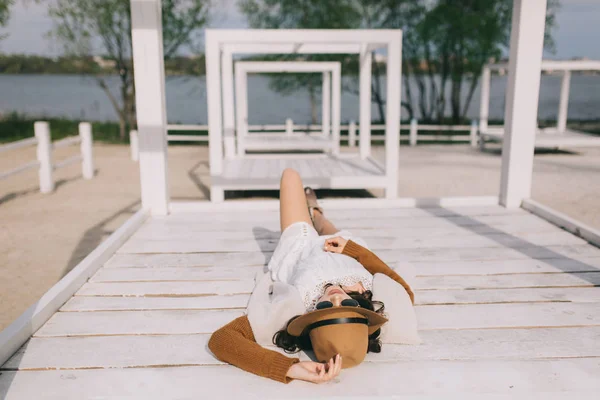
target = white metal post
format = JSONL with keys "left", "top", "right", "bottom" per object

{"left": 348, "top": 120, "right": 356, "bottom": 148}
{"left": 470, "top": 120, "right": 478, "bottom": 148}
{"left": 409, "top": 119, "right": 418, "bottom": 146}
{"left": 130, "top": 0, "right": 170, "bottom": 215}
{"left": 385, "top": 34, "right": 401, "bottom": 199}
{"left": 557, "top": 70, "right": 571, "bottom": 133}
{"left": 500, "top": 0, "right": 548, "bottom": 208}
{"left": 34, "top": 121, "right": 53, "bottom": 194}
{"left": 285, "top": 118, "right": 293, "bottom": 136}
{"left": 235, "top": 65, "right": 248, "bottom": 157}
{"left": 479, "top": 66, "right": 491, "bottom": 132}
{"left": 79, "top": 122, "right": 94, "bottom": 179}
{"left": 129, "top": 130, "right": 139, "bottom": 161}
{"left": 359, "top": 46, "right": 372, "bottom": 159}
{"left": 331, "top": 64, "right": 342, "bottom": 156}
{"left": 322, "top": 71, "right": 331, "bottom": 137}
{"left": 222, "top": 49, "right": 236, "bottom": 158}
{"left": 205, "top": 31, "right": 224, "bottom": 202}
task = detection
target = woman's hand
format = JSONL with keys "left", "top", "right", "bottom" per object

{"left": 286, "top": 355, "right": 342, "bottom": 383}
{"left": 324, "top": 236, "right": 348, "bottom": 254}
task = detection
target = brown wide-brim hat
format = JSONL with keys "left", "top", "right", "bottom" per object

{"left": 287, "top": 307, "right": 388, "bottom": 369}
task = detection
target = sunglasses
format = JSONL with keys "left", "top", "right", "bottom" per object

{"left": 315, "top": 299, "right": 360, "bottom": 310}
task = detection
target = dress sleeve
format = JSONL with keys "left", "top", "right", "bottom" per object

{"left": 207, "top": 315, "right": 300, "bottom": 383}
{"left": 342, "top": 240, "right": 415, "bottom": 304}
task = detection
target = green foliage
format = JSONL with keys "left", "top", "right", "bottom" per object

{"left": 238, "top": 0, "right": 559, "bottom": 125}
{"left": 48, "top": 0, "right": 212, "bottom": 140}
{"left": 0, "top": 0, "right": 14, "bottom": 26}
{"left": 0, "top": 112, "right": 122, "bottom": 144}
{"left": 0, "top": 53, "right": 103, "bottom": 74}
{"left": 238, "top": 0, "right": 363, "bottom": 123}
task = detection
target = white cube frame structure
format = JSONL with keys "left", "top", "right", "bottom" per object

{"left": 205, "top": 29, "right": 402, "bottom": 202}
{"left": 234, "top": 61, "right": 341, "bottom": 156}
{"left": 479, "top": 59, "right": 600, "bottom": 149}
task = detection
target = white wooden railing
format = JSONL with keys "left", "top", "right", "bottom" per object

{"left": 0, "top": 121, "right": 95, "bottom": 193}
{"left": 128, "top": 120, "right": 479, "bottom": 161}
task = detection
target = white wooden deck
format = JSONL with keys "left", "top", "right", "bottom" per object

{"left": 481, "top": 127, "right": 600, "bottom": 149}
{"left": 2, "top": 204, "right": 600, "bottom": 398}
{"left": 242, "top": 134, "right": 333, "bottom": 152}
{"left": 214, "top": 154, "right": 386, "bottom": 190}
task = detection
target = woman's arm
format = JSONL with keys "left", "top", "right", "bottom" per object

{"left": 208, "top": 315, "right": 300, "bottom": 383}
{"left": 333, "top": 239, "right": 415, "bottom": 304}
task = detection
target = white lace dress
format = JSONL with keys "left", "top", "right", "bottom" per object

{"left": 267, "top": 221, "right": 373, "bottom": 311}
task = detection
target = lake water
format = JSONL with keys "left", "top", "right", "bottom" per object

{"left": 1, "top": 73, "right": 599, "bottom": 124}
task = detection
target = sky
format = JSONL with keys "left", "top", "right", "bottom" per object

{"left": 0, "top": 0, "right": 599, "bottom": 60}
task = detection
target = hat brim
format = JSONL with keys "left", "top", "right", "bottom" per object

{"left": 287, "top": 306, "right": 388, "bottom": 337}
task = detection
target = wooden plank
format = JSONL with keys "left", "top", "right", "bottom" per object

{"left": 142, "top": 213, "right": 550, "bottom": 231}
{"left": 158, "top": 205, "right": 524, "bottom": 223}
{"left": 104, "top": 253, "right": 600, "bottom": 274}
{"left": 411, "top": 258, "right": 600, "bottom": 276}
{"left": 60, "top": 294, "right": 250, "bottom": 312}
{"left": 76, "top": 281, "right": 255, "bottom": 296}
{"left": 61, "top": 287, "right": 600, "bottom": 311}
{"left": 113, "top": 243, "right": 600, "bottom": 264}
{"left": 134, "top": 216, "right": 559, "bottom": 238}
{"left": 33, "top": 303, "right": 600, "bottom": 337}
{"left": 34, "top": 310, "right": 244, "bottom": 337}
{"left": 91, "top": 266, "right": 263, "bottom": 282}
{"left": 6, "top": 327, "right": 600, "bottom": 370}
{"left": 417, "top": 303, "right": 600, "bottom": 330}
{"left": 416, "top": 271, "right": 600, "bottom": 290}
{"left": 416, "top": 287, "right": 600, "bottom": 305}
{"left": 104, "top": 252, "right": 269, "bottom": 268}
{"left": 2, "top": 359, "right": 600, "bottom": 399}
{"left": 119, "top": 229, "right": 586, "bottom": 253}
{"left": 90, "top": 267, "right": 600, "bottom": 290}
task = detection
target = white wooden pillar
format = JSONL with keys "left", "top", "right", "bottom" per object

{"left": 479, "top": 66, "right": 491, "bottom": 132}
{"left": 500, "top": 0, "right": 548, "bottom": 208}
{"left": 359, "top": 46, "right": 372, "bottom": 159}
{"left": 130, "top": 0, "right": 169, "bottom": 215}
{"left": 557, "top": 70, "right": 571, "bottom": 133}
{"left": 385, "top": 34, "right": 401, "bottom": 199}
{"left": 409, "top": 119, "right": 418, "bottom": 146}
{"left": 331, "top": 64, "right": 341, "bottom": 156}
{"left": 222, "top": 49, "right": 236, "bottom": 158}
{"left": 348, "top": 120, "right": 356, "bottom": 148}
{"left": 79, "top": 122, "right": 94, "bottom": 179}
{"left": 470, "top": 120, "right": 478, "bottom": 148}
{"left": 205, "top": 31, "right": 224, "bottom": 202}
{"left": 235, "top": 66, "right": 248, "bottom": 157}
{"left": 322, "top": 71, "right": 331, "bottom": 137}
{"left": 34, "top": 121, "right": 53, "bottom": 194}
{"left": 285, "top": 118, "right": 293, "bottom": 136}
{"left": 129, "top": 130, "right": 139, "bottom": 161}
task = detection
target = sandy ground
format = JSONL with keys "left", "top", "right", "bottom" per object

{"left": 1, "top": 142, "right": 599, "bottom": 331}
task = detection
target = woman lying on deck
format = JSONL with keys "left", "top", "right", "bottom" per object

{"left": 208, "top": 168, "right": 415, "bottom": 384}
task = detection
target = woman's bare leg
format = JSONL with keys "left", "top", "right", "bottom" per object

{"left": 279, "top": 168, "right": 313, "bottom": 232}
{"left": 304, "top": 187, "right": 339, "bottom": 236}
{"left": 312, "top": 209, "right": 339, "bottom": 236}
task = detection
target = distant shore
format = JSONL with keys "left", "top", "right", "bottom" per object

{"left": 1, "top": 112, "right": 599, "bottom": 144}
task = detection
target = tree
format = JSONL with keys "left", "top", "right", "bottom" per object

{"left": 238, "top": 0, "right": 362, "bottom": 124}
{"left": 376, "top": 0, "right": 559, "bottom": 124}
{"left": 48, "top": 0, "right": 211, "bottom": 140}
{"left": 0, "top": 0, "right": 15, "bottom": 40}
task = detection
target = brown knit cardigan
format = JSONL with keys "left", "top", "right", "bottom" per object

{"left": 207, "top": 240, "right": 414, "bottom": 383}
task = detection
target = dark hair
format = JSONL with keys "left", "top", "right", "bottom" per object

{"left": 272, "top": 290, "right": 385, "bottom": 354}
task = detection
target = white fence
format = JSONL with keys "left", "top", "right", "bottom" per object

{"left": 128, "top": 120, "right": 479, "bottom": 161}
{"left": 0, "top": 121, "right": 95, "bottom": 193}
